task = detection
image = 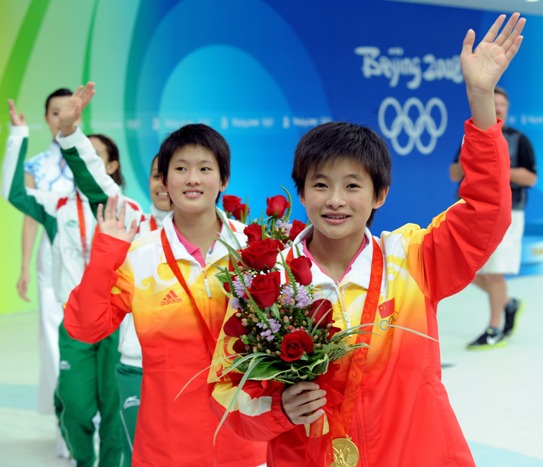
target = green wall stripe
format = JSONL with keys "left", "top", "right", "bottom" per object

{"left": 0, "top": 0, "right": 51, "bottom": 103}
{"left": 82, "top": 0, "right": 101, "bottom": 133}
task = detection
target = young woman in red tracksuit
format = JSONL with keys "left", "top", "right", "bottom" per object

{"left": 209, "top": 13, "right": 524, "bottom": 467}
{"left": 63, "top": 121, "right": 267, "bottom": 466}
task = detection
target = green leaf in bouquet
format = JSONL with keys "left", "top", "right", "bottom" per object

{"left": 329, "top": 322, "right": 376, "bottom": 344}
{"left": 243, "top": 358, "right": 291, "bottom": 381}
{"left": 174, "top": 363, "right": 213, "bottom": 401}
{"left": 269, "top": 303, "right": 281, "bottom": 321}
{"left": 222, "top": 352, "right": 270, "bottom": 377}
{"left": 276, "top": 251, "right": 301, "bottom": 298}
{"left": 213, "top": 354, "right": 263, "bottom": 446}
{"left": 320, "top": 341, "right": 369, "bottom": 363}
{"left": 379, "top": 321, "right": 439, "bottom": 342}
{"left": 215, "top": 267, "right": 236, "bottom": 297}
{"left": 280, "top": 185, "right": 292, "bottom": 223}
{"left": 215, "top": 239, "right": 247, "bottom": 271}
{"left": 218, "top": 212, "right": 244, "bottom": 250}
{"left": 291, "top": 353, "right": 330, "bottom": 378}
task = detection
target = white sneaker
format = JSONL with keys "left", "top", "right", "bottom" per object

{"left": 56, "top": 429, "right": 70, "bottom": 458}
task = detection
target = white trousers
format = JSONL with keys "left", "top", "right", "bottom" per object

{"left": 36, "top": 233, "right": 65, "bottom": 415}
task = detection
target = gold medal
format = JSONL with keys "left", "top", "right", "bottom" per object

{"left": 330, "top": 435, "right": 359, "bottom": 467}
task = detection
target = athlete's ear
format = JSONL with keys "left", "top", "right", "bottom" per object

{"left": 299, "top": 189, "right": 306, "bottom": 207}
{"left": 106, "top": 160, "right": 120, "bottom": 176}
{"left": 373, "top": 187, "right": 389, "bottom": 209}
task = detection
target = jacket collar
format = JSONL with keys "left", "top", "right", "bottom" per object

{"left": 160, "top": 209, "right": 247, "bottom": 264}
{"left": 291, "top": 225, "right": 375, "bottom": 289}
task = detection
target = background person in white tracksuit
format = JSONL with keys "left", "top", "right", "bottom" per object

{"left": 2, "top": 86, "right": 142, "bottom": 467}
{"left": 16, "top": 88, "right": 74, "bottom": 457}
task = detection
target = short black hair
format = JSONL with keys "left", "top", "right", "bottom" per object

{"left": 292, "top": 122, "right": 392, "bottom": 226}
{"left": 157, "top": 124, "right": 230, "bottom": 198}
{"left": 45, "top": 88, "right": 72, "bottom": 114}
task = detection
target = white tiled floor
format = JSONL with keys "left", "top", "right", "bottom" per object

{"left": 439, "top": 275, "right": 543, "bottom": 465}
{"left": 0, "top": 275, "right": 541, "bottom": 466}
{"left": 0, "top": 308, "right": 66, "bottom": 466}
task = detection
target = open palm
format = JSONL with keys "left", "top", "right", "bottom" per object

{"left": 461, "top": 13, "right": 525, "bottom": 94}
{"left": 7, "top": 99, "right": 25, "bottom": 126}
{"left": 98, "top": 195, "right": 138, "bottom": 243}
{"left": 59, "top": 82, "right": 96, "bottom": 131}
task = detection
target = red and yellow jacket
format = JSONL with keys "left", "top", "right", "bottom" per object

{"left": 210, "top": 120, "right": 511, "bottom": 467}
{"left": 65, "top": 212, "right": 267, "bottom": 467}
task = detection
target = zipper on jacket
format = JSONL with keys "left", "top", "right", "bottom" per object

{"left": 335, "top": 282, "right": 352, "bottom": 329}
{"left": 203, "top": 276, "right": 212, "bottom": 298}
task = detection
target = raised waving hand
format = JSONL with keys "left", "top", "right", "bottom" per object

{"left": 461, "top": 13, "right": 525, "bottom": 129}
{"left": 8, "top": 99, "right": 26, "bottom": 126}
{"left": 59, "top": 81, "right": 96, "bottom": 136}
{"left": 97, "top": 194, "right": 138, "bottom": 243}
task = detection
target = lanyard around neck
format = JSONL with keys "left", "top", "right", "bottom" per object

{"left": 298, "top": 236, "right": 384, "bottom": 465}
{"left": 76, "top": 192, "right": 88, "bottom": 266}
{"left": 332, "top": 236, "right": 383, "bottom": 438}
{"left": 160, "top": 228, "right": 216, "bottom": 356}
{"left": 149, "top": 215, "right": 157, "bottom": 231}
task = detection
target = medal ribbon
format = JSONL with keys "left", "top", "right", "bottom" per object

{"left": 149, "top": 215, "right": 157, "bottom": 232}
{"left": 160, "top": 228, "right": 216, "bottom": 356}
{"left": 76, "top": 192, "right": 89, "bottom": 266}
{"left": 307, "top": 237, "right": 383, "bottom": 465}
{"left": 335, "top": 236, "right": 383, "bottom": 434}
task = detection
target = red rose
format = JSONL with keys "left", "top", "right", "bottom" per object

{"left": 328, "top": 325, "right": 341, "bottom": 339}
{"left": 241, "top": 238, "right": 284, "bottom": 271}
{"left": 232, "top": 203, "right": 249, "bottom": 222}
{"left": 232, "top": 338, "right": 247, "bottom": 355}
{"left": 266, "top": 195, "right": 289, "bottom": 217}
{"left": 222, "top": 195, "right": 242, "bottom": 215}
{"left": 223, "top": 195, "right": 248, "bottom": 221}
{"left": 224, "top": 313, "right": 245, "bottom": 337}
{"left": 244, "top": 223, "right": 263, "bottom": 244}
{"left": 248, "top": 272, "right": 281, "bottom": 308}
{"left": 280, "top": 330, "right": 314, "bottom": 362}
{"left": 289, "top": 219, "right": 306, "bottom": 241}
{"left": 310, "top": 299, "right": 334, "bottom": 328}
{"left": 287, "top": 256, "right": 313, "bottom": 286}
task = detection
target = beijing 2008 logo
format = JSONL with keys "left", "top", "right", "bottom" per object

{"left": 378, "top": 97, "right": 447, "bottom": 156}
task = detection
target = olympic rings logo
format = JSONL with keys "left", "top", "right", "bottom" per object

{"left": 378, "top": 97, "right": 447, "bottom": 156}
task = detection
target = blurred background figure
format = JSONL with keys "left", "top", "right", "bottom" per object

{"left": 18, "top": 88, "right": 74, "bottom": 459}
{"left": 449, "top": 86, "right": 537, "bottom": 350}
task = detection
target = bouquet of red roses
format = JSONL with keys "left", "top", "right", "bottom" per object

{"left": 201, "top": 188, "right": 435, "bottom": 446}
{"left": 217, "top": 188, "right": 371, "bottom": 385}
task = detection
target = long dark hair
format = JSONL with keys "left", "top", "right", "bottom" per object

{"left": 88, "top": 134, "right": 125, "bottom": 187}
